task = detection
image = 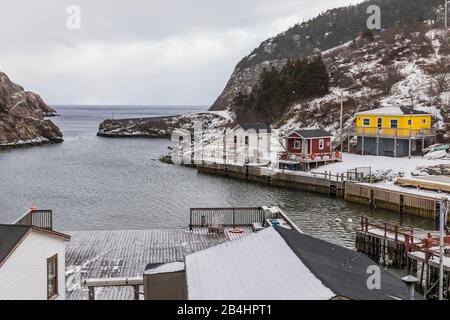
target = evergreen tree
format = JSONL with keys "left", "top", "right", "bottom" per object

{"left": 233, "top": 56, "right": 330, "bottom": 123}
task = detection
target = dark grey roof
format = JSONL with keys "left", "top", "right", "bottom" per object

{"left": 293, "top": 129, "right": 332, "bottom": 139}
{"left": 236, "top": 123, "right": 271, "bottom": 133}
{"left": 0, "top": 225, "right": 30, "bottom": 265}
{"left": 275, "top": 227, "right": 420, "bottom": 300}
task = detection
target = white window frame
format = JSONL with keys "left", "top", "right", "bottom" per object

{"left": 47, "top": 254, "right": 58, "bottom": 300}
{"left": 363, "top": 118, "right": 371, "bottom": 127}
{"left": 293, "top": 140, "right": 301, "bottom": 150}
{"left": 319, "top": 139, "right": 325, "bottom": 150}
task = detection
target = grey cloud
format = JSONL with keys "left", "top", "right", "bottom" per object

{"left": 0, "top": 0, "right": 362, "bottom": 105}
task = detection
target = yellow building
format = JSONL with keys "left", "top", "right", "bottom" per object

{"left": 354, "top": 106, "right": 435, "bottom": 157}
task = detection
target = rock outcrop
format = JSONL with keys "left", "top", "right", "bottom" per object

{"left": 0, "top": 71, "right": 62, "bottom": 148}
{"left": 98, "top": 111, "right": 232, "bottom": 139}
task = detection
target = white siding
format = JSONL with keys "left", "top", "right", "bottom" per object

{"left": 0, "top": 231, "right": 67, "bottom": 300}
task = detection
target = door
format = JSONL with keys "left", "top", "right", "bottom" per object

{"left": 377, "top": 118, "right": 382, "bottom": 129}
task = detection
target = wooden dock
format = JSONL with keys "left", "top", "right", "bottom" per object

{"left": 397, "top": 176, "right": 450, "bottom": 193}
{"left": 194, "top": 162, "right": 448, "bottom": 222}
{"left": 345, "top": 182, "right": 442, "bottom": 221}
{"left": 65, "top": 227, "right": 253, "bottom": 300}
{"left": 196, "top": 163, "right": 346, "bottom": 197}
{"left": 355, "top": 216, "right": 450, "bottom": 299}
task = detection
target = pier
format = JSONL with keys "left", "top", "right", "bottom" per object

{"left": 355, "top": 216, "right": 450, "bottom": 299}
{"left": 197, "top": 163, "right": 346, "bottom": 196}
{"left": 194, "top": 162, "right": 449, "bottom": 223}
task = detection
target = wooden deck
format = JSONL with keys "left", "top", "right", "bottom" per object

{"left": 397, "top": 176, "right": 450, "bottom": 193}
{"left": 65, "top": 227, "right": 253, "bottom": 300}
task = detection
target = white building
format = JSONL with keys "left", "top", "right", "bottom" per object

{"left": 227, "top": 123, "right": 272, "bottom": 164}
{"left": 0, "top": 210, "right": 70, "bottom": 300}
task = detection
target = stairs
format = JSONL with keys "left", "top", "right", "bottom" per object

{"left": 329, "top": 181, "right": 338, "bottom": 196}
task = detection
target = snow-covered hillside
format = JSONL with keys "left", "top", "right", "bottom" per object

{"left": 276, "top": 25, "right": 450, "bottom": 140}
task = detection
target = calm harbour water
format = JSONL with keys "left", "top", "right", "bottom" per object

{"left": 0, "top": 105, "right": 436, "bottom": 248}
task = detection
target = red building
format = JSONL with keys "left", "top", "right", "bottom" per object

{"left": 279, "top": 129, "right": 341, "bottom": 171}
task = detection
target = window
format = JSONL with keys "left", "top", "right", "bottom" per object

{"left": 390, "top": 119, "right": 398, "bottom": 129}
{"left": 377, "top": 118, "right": 382, "bottom": 129}
{"left": 47, "top": 255, "right": 58, "bottom": 299}
{"left": 422, "top": 118, "right": 427, "bottom": 125}
{"left": 245, "top": 136, "right": 249, "bottom": 145}
{"left": 408, "top": 119, "right": 412, "bottom": 127}
{"left": 319, "top": 139, "right": 325, "bottom": 150}
{"left": 234, "top": 136, "right": 237, "bottom": 144}
{"left": 293, "top": 140, "right": 301, "bottom": 150}
{"left": 363, "top": 118, "right": 370, "bottom": 126}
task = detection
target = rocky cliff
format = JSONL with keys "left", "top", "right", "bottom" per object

{"left": 0, "top": 71, "right": 62, "bottom": 148}
{"left": 210, "top": 0, "right": 444, "bottom": 112}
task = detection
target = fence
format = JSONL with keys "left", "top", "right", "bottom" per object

{"left": 346, "top": 167, "right": 371, "bottom": 181}
{"left": 15, "top": 209, "right": 53, "bottom": 230}
{"left": 189, "top": 207, "right": 266, "bottom": 229}
{"left": 355, "top": 127, "right": 436, "bottom": 139}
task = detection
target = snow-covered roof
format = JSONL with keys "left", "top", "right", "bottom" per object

{"left": 289, "top": 129, "right": 332, "bottom": 139}
{"left": 144, "top": 261, "right": 185, "bottom": 275}
{"left": 356, "top": 106, "right": 431, "bottom": 116}
{"left": 186, "top": 227, "right": 334, "bottom": 300}
{"left": 186, "top": 226, "right": 414, "bottom": 300}
{"left": 233, "top": 123, "right": 272, "bottom": 133}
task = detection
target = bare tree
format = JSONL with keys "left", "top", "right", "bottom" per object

{"left": 428, "top": 56, "right": 450, "bottom": 96}
{"left": 382, "top": 64, "right": 404, "bottom": 95}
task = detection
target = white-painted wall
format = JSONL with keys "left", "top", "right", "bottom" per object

{"left": 227, "top": 129, "right": 272, "bottom": 164}
{"left": 0, "top": 230, "right": 67, "bottom": 300}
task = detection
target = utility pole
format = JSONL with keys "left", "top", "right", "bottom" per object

{"left": 340, "top": 91, "right": 344, "bottom": 152}
{"left": 439, "top": 197, "right": 447, "bottom": 300}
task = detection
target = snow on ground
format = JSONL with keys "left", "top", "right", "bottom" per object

{"left": 362, "top": 181, "right": 450, "bottom": 200}
{"left": 314, "top": 153, "right": 450, "bottom": 199}
{"left": 314, "top": 153, "right": 450, "bottom": 177}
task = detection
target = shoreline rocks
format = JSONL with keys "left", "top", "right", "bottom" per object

{"left": 159, "top": 154, "right": 174, "bottom": 164}
{"left": 0, "top": 71, "right": 63, "bottom": 149}
{"left": 97, "top": 111, "right": 232, "bottom": 140}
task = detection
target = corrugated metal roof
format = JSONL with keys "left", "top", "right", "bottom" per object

{"left": 0, "top": 225, "right": 30, "bottom": 266}
{"left": 186, "top": 227, "right": 335, "bottom": 300}
{"left": 275, "top": 227, "right": 419, "bottom": 300}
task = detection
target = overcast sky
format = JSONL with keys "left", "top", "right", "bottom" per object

{"left": 0, "top": 0, "right": 362, "bottom": 106}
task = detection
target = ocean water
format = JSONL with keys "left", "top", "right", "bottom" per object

{"left": 0, "top": 105, "right": 436, "bottom": 248}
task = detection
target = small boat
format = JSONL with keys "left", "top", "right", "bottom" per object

{"left": 423, "top": 143, "right": 450, "bottom": 154}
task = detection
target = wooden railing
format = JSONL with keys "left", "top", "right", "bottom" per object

{"left": 360, "top": 216, "right": 414, "bottom": 243}
{"left": 15, "top": 209, "right": 53, "bottom": 230}
{"left": 279, "top": 151, "right": 342, "bottom": 163}
{"left": 355, "top": 126, "right": 436, "bottom": 139}
{"left": 189, "top": 207, "right": 266, "bottom": 229}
